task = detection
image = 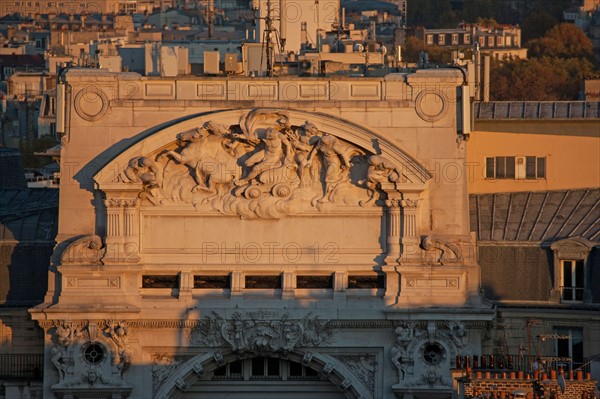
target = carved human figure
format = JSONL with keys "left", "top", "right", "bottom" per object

{"left": 120, "top": 156, "right": 161, "bottom": 189}
{"left": 292, "top": 121, "right": 321, "bottom": 187}
{"left": 391, "top": 323, "right": 414, "bottom": 383}
{"left": 315, "top": 134, "right": 353, "bottom": 202}
{"left": 360, "top": 155, "right": 402, "bottom": 206}
{"left": 56, "top": 322, "right": 75, "bottom": 346}
{"left": 448, "top": 321, "right": 468, "bottom": 349}
{"left": 159, "top": 127, "right": 239, "bottom": 195}
{"left": 236, "top": 127, "right": 292, "bottom": 186}
{"left": 51, "top": 346, "right": 68, "bottom": 381}
{"left": 105, "top": 321, "right": 132, "bottom": 375}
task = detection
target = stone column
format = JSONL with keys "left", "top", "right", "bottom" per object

{"left": 400, "top": 198, "right": 420, "bottom": 264}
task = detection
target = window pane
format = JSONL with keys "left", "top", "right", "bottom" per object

{"left": 537, "top": 157, "right": 546, "bottom": 178}
{"left": 485, "top": 157, "right": 495, "bottom": 178}
{"left": 526, "top": 156, "right": 536, "bottom": 179}
{"left": 289, "top": 361, "right": 302, "bottom": 377}
{"left": 252, "top": 357, "right": 265, "bottom": 376}
{"left": 267, "top": 358, "right": 280, "bottom": 376}
{"left": 213, "top": 365, "right": 226, "bottom": 376}
{"left": 142, "top": 275, "right": 178, "bottom": 288}
{"left": 194, "top": 275, "right": 230, "bottom": 289}
{"left": 245, "top": 275, "right": 281, "bottom": 289}
{"left": 506, "top": 157, "right": 515, "bottom": 178}
{"left": 496, "top": 157, "right": 505, "bottom": 178}
{"left": 563, "top": 261, "right": 572, "bottom": 287}
{"left": 230, "top": 360, "right": 242, "bottom": 374}
{"left": 348, "top": 275, "right": 385, "bottom": 289}
{"left": 575, "top": 261, "right": 584, "bottom": 288}
{"left": 297, "top": 275, "right": 333, "bottom": 289}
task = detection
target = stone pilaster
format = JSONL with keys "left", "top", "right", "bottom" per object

{"left": 103, "top": 198, "right": 140, "bottom": 263}
{"left": 400, "top": 198, "right": 420, "bottom": 264}
{"left": 384, "top": 194, "right": 402, "bottom": 265}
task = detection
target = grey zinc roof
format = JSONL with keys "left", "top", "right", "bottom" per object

{"left": 470, "top": 188, "right": 600, "bottom": 242}
{"left": 0, "top": 189, "right": 59, "bottom": 242}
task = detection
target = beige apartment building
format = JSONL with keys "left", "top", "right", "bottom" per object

{"left": 467, "top": 101, "right": 600, "bottom": 194}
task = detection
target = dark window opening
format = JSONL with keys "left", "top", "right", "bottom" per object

{"left": 213, "top": 360, "right": 243, "bottom": 380}
{"left": 348, "top": 275, "right": 385, "bottom": 289}
{"left": 142, "top": 275, "right": 178, "bottom": 288}
{"left": 297, "top": 275, "right": 333, "bottom": 289}
{"left": 251, "top": 357, "right": 280, "bottom": 379}
{"left": 289, "top": 360, "right": 319, "bottom": 380}
{"left": 245, "top": 275, "right": 281, "bottom": 289}
{"left": 194, "top": 275, "right": 230, "bottom": 289}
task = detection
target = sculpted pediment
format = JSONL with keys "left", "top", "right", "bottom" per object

{"left": 94, "top": 109, "right": 431, "bottom": 219}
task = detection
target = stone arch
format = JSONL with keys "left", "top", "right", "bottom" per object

{"left": 94, "top": 108, "right": 431, "bottom": 190}
{"left": 153, "top": 350, "right": 374, "bottom": 399}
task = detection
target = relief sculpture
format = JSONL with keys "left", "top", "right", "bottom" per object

{"left": 117, "top": 111, "right": 411, "bottom": 218}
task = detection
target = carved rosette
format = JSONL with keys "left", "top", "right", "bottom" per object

{"left": 188, "top": 311, "right": 334, "bottom": 355}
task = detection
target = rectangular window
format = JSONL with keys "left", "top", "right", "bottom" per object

{"left": 194, "top": 275, "right": 230, "bottom": 289}
{"left": 142, "top": 275, "right": 178, "bottom": 288}
{"left": 296, "top": 275, "right": 333, "bottom": 289}
{"left": 452, "top": 34, "right": 459, "bottom": 45}
{"left": 554, "top": 327, "right": 584, "bottom": 369}
{"left": 497, "top": 36, "right": 503, "bottom": 46}
{"left": 485, "top": 156, "right": 545, "bottom": 179}
{"left": 426, "top": 35, "right": 433, "bottom": 45}
{"left": 561, "top": 260, "right": 584, "bottom": 301}
{"left": 245, "top": 275, "right": 281, "bottom": 289}
{"left": 488, "top": 36, "right": 494, "bottom": 46}
{"left": 213, "top": 360, "right": 243, "bottom": 380}
{"left": 438, "top": 34, "right": 445, "bottom": 45}
{"left": 348, "top": 275, "right": 385, "bottom": 289}
{"left": 464, "top": 34, "right": 470, "bottom": 44}
{"left": 251, "top": 357, "right": 280, "bottom": 379}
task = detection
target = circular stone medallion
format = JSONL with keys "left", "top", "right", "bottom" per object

{"left": 74, "top": 87, "right": 109, "bottom": 121}
{"left": 415, "top": 89, "right": 448, "bottom": 122}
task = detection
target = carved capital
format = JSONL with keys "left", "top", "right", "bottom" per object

{"left": 400, "top": 198, "right": 419, "bottom": 209}
{"left": 104, "top": 198, "right": 140, "bottom": 208}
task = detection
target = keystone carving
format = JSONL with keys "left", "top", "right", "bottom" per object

{"left": 189, "top": 311, "right": 334, "bottom": 354}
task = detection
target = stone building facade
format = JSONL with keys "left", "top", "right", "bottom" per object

{"left": 26, "top": 69, "right": 497, "bottom": 399}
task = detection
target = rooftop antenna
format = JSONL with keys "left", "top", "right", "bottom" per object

{"left": 254, "top": 0, "right": 283, "bottom": 77}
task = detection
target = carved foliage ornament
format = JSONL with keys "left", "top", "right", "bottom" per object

{"left": 115, "top": 111, "right": 414, "bottom": 218}
{"left": 188, "top": 311, "right": 334, "bottom": 354}
{"left": 390, "top": 321, "right": 470, "bottom": 387}
{"left": 49, "top": 320, "right": 133, "bottom": 388}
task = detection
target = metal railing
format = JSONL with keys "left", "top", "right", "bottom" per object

{"left": 0, "top": 354, "right": 43, "bottom": 380}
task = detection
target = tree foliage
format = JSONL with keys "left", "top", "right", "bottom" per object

{"left": 526, "top": 23, "right": 594, "bottom": 60}
{"left": 490, "top": 57, "right": 595, "bottom": 101}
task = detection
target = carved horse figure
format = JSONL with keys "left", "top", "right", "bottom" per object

{"left": 158, "top": 128, "right": 240, "bottom": 196}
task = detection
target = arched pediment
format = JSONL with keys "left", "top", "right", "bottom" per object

{"left": 94, "top": 108, "right": 431, "bottom": 219}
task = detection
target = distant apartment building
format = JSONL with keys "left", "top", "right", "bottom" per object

{"left": 415, "top": 23, "right": 527, "bottom": 59}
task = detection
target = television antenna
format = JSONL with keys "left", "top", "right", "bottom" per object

{"left": 253, "top": 0, "right": 285, "bottom": 77}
